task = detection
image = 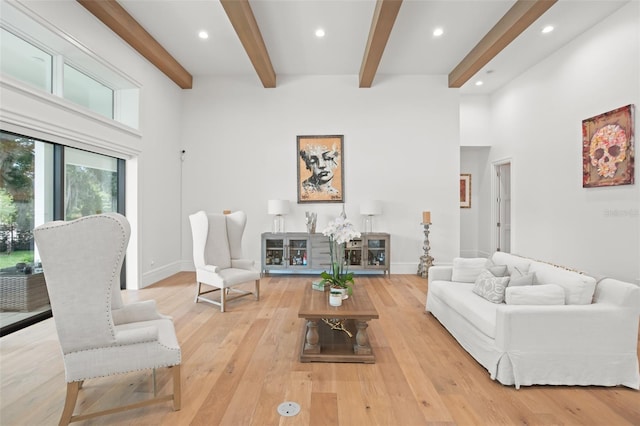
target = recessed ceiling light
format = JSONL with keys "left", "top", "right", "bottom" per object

{"left": 475, "top": 81, "right": 484, "bottom": 86}
{"left": 198, "top": 31, "right": 209, "bottom": 40}
{"left": 433, "top": 27, "right": 444, "bottom": 37}
{"left": 315, "top": 28, "right": 325, "bottom": 38}
{"left": 541, "top": 25, "right": 554, "bottom": 34}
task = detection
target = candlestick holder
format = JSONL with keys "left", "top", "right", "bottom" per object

{"left": 417, "top": 222, "right": 434, "bottom": 278}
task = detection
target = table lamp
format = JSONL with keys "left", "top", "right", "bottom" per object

{"left": 360, "top": 200, "right": 382, "bottom": 233}
{"left": 268, "top": 200, "right": 289, "bottom": 233}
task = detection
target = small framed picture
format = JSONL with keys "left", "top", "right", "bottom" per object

{"left": 460, "top": 174, "right": 471, "bottom": 208}
{"left": 297, "top": 135, "right": 344, "bottom": 203}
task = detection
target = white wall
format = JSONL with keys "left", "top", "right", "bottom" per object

{"left": 7, "top": 0, "right": 637, "bottom": 285}
{"left": 460, "top": 95, "right": 491, "bottom": 147}
{"left": 180, "top": 75, "right": 461, "bottom": 272}
{"left": 486, "top": 1, "right": 639, "bottom": 282}
{"left": 0, "top": 0, "right": 184, "bottom": 288}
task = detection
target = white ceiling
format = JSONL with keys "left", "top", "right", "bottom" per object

{"left": 117, "top": 0, "right": 629, "bottom": 94}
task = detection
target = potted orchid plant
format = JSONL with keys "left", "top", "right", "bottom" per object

{"left": 320, "top": 214, "right": 361, "bottom": 296}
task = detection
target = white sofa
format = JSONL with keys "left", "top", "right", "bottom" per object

{"left": 426, "top": 251, "right": 640, "bottom": 389}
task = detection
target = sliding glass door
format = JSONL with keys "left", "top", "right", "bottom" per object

{"left": 0, "top": 130, "right": 124, "bottom": 336}
{"left": 64, "top": 147, "right": 119, "bottom": 219}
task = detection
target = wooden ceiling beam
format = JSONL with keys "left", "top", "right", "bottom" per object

{"left": 359, "top": 0, "right": 403, "bottom": 88}
{"left": 448, "top": 0, "right": 557, "bottom": 88}
{"left": 77, "top": 0, "right": 193, "bottom": 89}
{"left": 220, "top": 0, "right": 276, "bottom": 88}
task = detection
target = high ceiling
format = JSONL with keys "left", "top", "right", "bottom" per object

{"left": 81, "top": 0, "right": 629, "bottom": 94}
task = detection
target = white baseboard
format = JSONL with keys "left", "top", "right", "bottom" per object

{"left": 390, "top": 262, "right": 421, "bottom": 274}
{"left": 141, "top": 261, "right": 183, "bottom": 288}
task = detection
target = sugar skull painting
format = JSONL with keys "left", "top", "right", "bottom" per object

{"left": 582, "top": 104, "right": 635, "bottom": 187}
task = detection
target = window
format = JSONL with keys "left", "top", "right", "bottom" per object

{"left": 0, "top": 1, "right": 140, "bottom": 128}
{"left": 63, "top": 64, "right": 114, "bottom": 119}
{"left": 0, "top": 28, "right": 52, "bottom": 92}
{"left": 0, "top": 130, "right": 125, "bottom": 336}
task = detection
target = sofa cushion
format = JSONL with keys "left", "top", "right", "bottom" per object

{"left": 451, "top": 258, "right": 488, "bottom": 283}
{"left": 505, "top": 284, "right": 565, "bottom": 305}
{"left": 429, "top": 281, "right": 498, "bottom": 339}
{"left": 528, "top": 262, "right": 596, "bottom": 305}
{"left": 472, "top": 270, "right": 511, "bottom": 303}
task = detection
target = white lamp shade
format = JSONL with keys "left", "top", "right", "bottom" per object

{"left": 360, "top": 200, "right": 382, "bottom": 216}
{"left": 268, "top": 199, "right": 289, "bottom": 215}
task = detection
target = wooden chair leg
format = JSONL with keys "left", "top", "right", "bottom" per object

{"left": 172, "top": 365, "right": 181, "bottom": 411}
{"left": 194, "top": 282, "right": 202, "bottom": 303}
{"left": 152, "top": 368, "right": 157, "bottom": 397}
{"left": 59, "top": 381, "right": 80, "bottom": 426}
{"left": 57, "top": 368, "right": 180, "bottom": 424}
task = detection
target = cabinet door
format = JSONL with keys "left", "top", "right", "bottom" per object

{"left": 365, "top": 236, "right": 387, "bottom": 270}
{"left": 345, "top": 238, "right": 363, "bottom": 269}
{"left": 287, "top": 238, "right": 309, "bottom": 268}
{"left": 264, "top": 237, "right": 286, "bottom": 269}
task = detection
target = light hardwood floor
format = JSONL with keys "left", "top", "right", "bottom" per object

{"left": 1, "top": 273, "right": 639, "bottom": 425}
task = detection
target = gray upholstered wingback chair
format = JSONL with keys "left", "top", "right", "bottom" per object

{"left": 189, "top": 210, "right": 260, "bottom": 312}
{"left": 34, "top": 213, "right": 181, "bottom": 425}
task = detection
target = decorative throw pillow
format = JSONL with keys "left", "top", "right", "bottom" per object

{"left": 505, "top": 284, "right": 565, "bottom": 305}
{"left": 472, "top": 270, "right": 511, "bottom": 303}
{"left": 512, "top": 266, "right": 529, "bottom": 276}
{"left": 451, "top": 257, "right": 488, "bottom": 283}
{"left": 484, "top": 258, "right": 510, "bottom": 277}
{"left": 508, "top": 267, "right": 536, "bottom": 287}
{"left": 486, "top": 263, "right": 509, "bottom": 277}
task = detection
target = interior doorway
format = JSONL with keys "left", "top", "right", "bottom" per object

{"left": 494, "top": 161, "right": 511, "bottom": 253}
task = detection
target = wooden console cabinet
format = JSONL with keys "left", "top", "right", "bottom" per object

{"left": 261, "top": 232, "right": 390, "bottom": 275}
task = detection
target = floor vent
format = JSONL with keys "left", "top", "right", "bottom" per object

{"left": 277, "top": 401, "right": 301, "bottom": 417}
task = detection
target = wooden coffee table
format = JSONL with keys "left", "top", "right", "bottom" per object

{"left": 298, "top": 283, "right": 379, "bottom": 363}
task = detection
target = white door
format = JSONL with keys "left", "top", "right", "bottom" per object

{"left": 495, "top": 163, "right": 511, "bottom": 252}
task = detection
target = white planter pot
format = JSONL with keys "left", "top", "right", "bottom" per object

{"left": 329, "top": 291, "right": 343, "bottom": 306}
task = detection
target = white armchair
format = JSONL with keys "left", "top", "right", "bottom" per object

{"left": 34, "top": 213, "right": 181, "bottom": 425}
{"left": 189, "top": 210, "right": 260, "bottom": 312}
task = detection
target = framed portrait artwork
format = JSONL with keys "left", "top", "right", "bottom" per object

{"left": 297, "top": 135, "right": 344, "bottom": 203}
{"left": 582, "top": 104, "right": 635, "bottom": 188}
{"left": 460, "top": 174, "right": 471, "bottom": 208}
